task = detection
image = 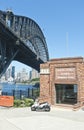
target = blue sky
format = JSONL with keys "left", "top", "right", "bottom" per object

{"left": 0, "top": 0, "right": 84, "bottom": 72}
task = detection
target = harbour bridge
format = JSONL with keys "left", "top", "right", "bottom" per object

{"left": 0, "top": 10, "right": 49, "bottom": 78}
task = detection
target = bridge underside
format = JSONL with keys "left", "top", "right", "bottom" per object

{"left": 0, "top": 19, "right": 44, "bottom": 78}
{"left": 0, "top": 10, "right": 49, "bottom": 78}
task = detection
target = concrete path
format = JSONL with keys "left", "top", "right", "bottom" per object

{"left": 0, "top": 107, "right": 84, "bottom": 130}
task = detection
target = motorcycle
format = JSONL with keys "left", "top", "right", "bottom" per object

{"left": 31, "top": 101, "right": 51, "bottom": 112}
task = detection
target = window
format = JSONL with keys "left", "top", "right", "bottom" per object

{"left": 55, "top": 84, "right": 77, "bottom": 105}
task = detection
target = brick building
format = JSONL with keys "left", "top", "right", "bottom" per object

{"left": 40, "top": 57, "right": 84, "bottom": 109}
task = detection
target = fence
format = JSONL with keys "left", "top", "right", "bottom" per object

{"left": 2, "top": 87, "right": 39, "bottom": 100}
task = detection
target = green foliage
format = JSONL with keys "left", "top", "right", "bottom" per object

{"left": 14, "top": 100, "right": 21, "bottom": 107}
{"left": 14, "top": 98, "right": 34, "bottom": 107}
{"left": 24, "top": 98, "right": 34, "bottom": 106}
{"left": 16, "top": 78, "right": 40, "bottom": 85}
{"left": 31, "top": 78, "right": 40, "bottom": 82}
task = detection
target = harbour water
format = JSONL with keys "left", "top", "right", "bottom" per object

{"left": 0, "top": 83, "right": 39, "bottom": 99}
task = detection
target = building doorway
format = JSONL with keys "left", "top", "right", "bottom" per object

{"left": 55, "top": 84, "right": 77, "bottom": 105}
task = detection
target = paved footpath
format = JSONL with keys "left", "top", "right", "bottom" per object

{"left": 0, "top": 107, "right": 84, "bottom": 130}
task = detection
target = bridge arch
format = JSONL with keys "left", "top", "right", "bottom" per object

{"left": 0, "top": 10, "right": 49, "bottom": 77}
{"left": 0, "top": 10, "right": 49, "bottom": 62}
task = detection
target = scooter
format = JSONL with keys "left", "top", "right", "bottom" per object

{"left": 31, "top": 101, "right": 51, "bottom": 112}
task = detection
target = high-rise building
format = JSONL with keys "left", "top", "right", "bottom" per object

{"left": 11, "top": 66, "right": 15, "bottom": 79}
{"left": 4, "top": 65, "right": 15, "bottom": 81}
{"left": 16, "top": 68, "right": 28, "bottom": 81}
{"left": 5, "top": 68, "right": 11, "bottom": 79}
{"left": 29, "top": 70, "right": 32, "bottom": 80}
{"left": 31, "top": 69, "right": 39, "bottom": 79}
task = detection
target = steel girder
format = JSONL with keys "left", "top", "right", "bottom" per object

{"left": 0, "top": 10, "right": 49, "bottom": 62}
{"left": 0, "top": 10, "right": 49, "bottom": 77}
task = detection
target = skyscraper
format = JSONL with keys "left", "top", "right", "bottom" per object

{"left": 11, "top": 66, "right": 15, "bottom": 79}
{"left": 31, "top": 69, "right": 39, "bottom": 79}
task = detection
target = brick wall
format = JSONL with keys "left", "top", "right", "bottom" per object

{"left": 77, "top": 63, "right": 84, "bottom": 104}
{"left": 40, "top": 57, "right": 84, "bottom": 108}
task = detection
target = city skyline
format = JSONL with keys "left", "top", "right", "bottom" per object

{"left": 0, "top": 0, "right": 84, "bottom": 72}
{"left": 0, "top": 64, "right": 39, "bottom": 82}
